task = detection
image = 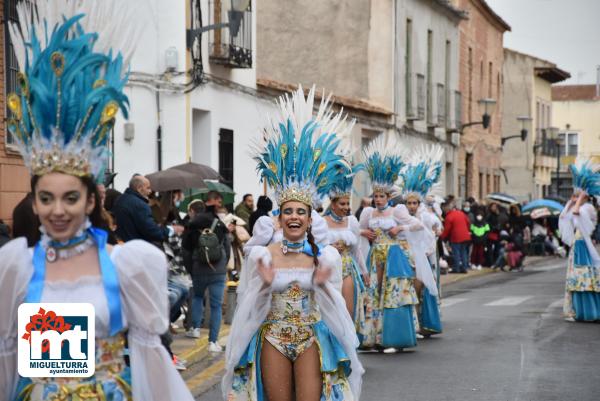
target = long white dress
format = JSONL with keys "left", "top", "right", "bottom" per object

{"left": 0, "top": 238, "right": 194, "bottom": 401}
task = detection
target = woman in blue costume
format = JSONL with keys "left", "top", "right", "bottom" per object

{"left": 324, "top": 164, "right": 370, "bottom": 340}
{"left": 222, "top": 87, "right": 363, "bottom": 401}
{"left": 559, "top": 158, "right": 600, "bottom": 322}
{"left": 0, "top": 2, "right": 194, "bottom": 400}
{"left": 358, "top": 136, "right": 426, "bottom": 353}
{"left": 400, "top": 145, "right": 445, "bottom": 336}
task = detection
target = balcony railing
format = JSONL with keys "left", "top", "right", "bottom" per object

{"left": 208, "top": 0, "right": 252, "bottom": 68}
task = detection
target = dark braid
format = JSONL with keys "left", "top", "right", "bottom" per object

{"left": 306, "top": 226, "right": 320, "bottom": 268}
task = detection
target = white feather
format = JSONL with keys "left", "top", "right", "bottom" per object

{"left": 8, "top": 0, "right": 139, "bottom": 72}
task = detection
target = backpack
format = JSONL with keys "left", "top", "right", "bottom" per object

{"left": 195, "top": 218, "right": 224, "bottom": 269}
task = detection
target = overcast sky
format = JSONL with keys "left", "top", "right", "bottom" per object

{"left": 487, "top": 0, "right": 600, "bottom": 85}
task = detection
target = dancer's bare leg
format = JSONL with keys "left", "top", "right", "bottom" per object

{"left": 261, "top": 341, "right": 293, "bottom": 401}
{"left": 293, "top": 344, "right": 322, "bottom": 401}
{"left": 342, "top": 276, "right": 355, "bottom": 318}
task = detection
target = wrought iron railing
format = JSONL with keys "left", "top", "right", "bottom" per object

{"left": 208, "top": 0, "right": 252, "bottom": 68}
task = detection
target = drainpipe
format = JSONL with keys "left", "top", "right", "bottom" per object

{"left": 596, "top": 65, "right": 600, "bottom": 98}
{"left": 156, "top": 91, "right": 163, "bottom": 171}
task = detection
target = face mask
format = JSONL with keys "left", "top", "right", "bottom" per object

{"left": 464, "top": 207, "right": 470, "bottom": 213}
{"left": 476, "top": 215, "right": 483, "bottom": 221}
{"left": 217, "top": 213, "right": 227, "bottom": 220}
{"left": 175, "top": 200, "right": 182, "bottom": 207}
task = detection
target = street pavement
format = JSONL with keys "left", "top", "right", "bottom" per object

{"left": 194, "top": 256, "right": 600, "bottom": 400}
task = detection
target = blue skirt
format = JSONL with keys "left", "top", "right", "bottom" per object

{"left": 420, "top": 287, "right": 443, "bottom": 334}
{"left": 230, "top": 320, "right": 353, "bottom": 401}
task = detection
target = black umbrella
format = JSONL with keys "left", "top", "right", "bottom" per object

{"left": 146, "top": 168, "right": 208, "bottom": 192}
{"left": 170, "top": 162, "right": 222, "bottom": 181}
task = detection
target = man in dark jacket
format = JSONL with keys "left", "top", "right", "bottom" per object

{"left": 113, "top": 175, "right": 183, "bottom": 243}
{"left": 440, "top": 201, "right": 472, "bottom": 273}
{"left": 181, "top": 191, "right": 230, "bottom": 352}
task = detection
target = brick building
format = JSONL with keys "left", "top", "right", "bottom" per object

{"left": 454, "top": 0, "right": 510, "bottom": 201}
{"left": 0, "top": 0, "right": 30, "bottom": 228}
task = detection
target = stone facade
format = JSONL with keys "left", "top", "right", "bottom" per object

{"left": 455, "top": 0, "right": 510, "bottom": 201}
{"left": 501, "top": 49, "right": 568, "bottom": 201}
{"left": 0, "top": 0, "right": 30, "bottom": 228}
{"left": 257, "top": 0, "right": 465, "bottom": 200}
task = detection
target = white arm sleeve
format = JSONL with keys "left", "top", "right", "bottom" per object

{"left": 0, "top": 239, "right": 32, "bottom": 401}
{"left": 114, "top": 241, "right": 194, "bottom": 401}
{"left": 393, "top": 205, "right": 424, "bottom": 232}
{"left": 348, "top": 216, "right": 368, "bottom": 274}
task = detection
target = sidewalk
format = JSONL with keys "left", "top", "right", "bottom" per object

{"left": 174, "top": 253, "right": 561, "bottom": 397}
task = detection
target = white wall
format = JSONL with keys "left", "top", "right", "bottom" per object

{"left": 112, "top": 0, "right": 273, "bottom": 205}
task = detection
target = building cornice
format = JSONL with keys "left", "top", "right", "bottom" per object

{"left": 429, "top": 0, "right": 469, "bottom": 21}
{"left": 469, "top": 0, "right": 511, "bottom": 32}
{"left": 256, "top": 78, "right": 394, "bottom": 117}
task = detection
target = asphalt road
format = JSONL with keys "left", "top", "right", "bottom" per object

{"left": 198, "top": 257, "right": 600, "bottom": 401}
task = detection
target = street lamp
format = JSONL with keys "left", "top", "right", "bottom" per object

{"left": 501, "top": 116, "right": 533, "bottom": 146}
{"left": 459, "top": 98, "right": 497, "bottom": 133}
{"left": 186, "top": 0, "right": 250, "bottom": 47}
{"left": 547, "top": 127, "right": 562, "bottom": 196}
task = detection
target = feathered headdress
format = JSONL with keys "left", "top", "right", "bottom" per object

{"left": 363, "top": 134, "right": 404, "bottom": 194}
{"left": 328, "top": 163, "right": 363, "bottom": 200}
{"left": 569, "top": 157, "right": 600, "bottom": 196}
{"left": 253, "top": 86, "right": 354, "bottom": 207}
{"left": 7, "top": 0, "right": 137, "bottom": 180}
{"left": 400, "top": 145, "right": 445, "bottom": 199}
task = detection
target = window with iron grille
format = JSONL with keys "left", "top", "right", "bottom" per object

{"left": 4, "top": 0, "right": 26, "bottom": 145}
{"left": 219, "top": 128, "right": 234, "bottom": 190}
{"left": 416, "top": 74, "right": 425, "bottom": 120}
{"left": 208, "top": 0, "right": 252, "bottom": 68}
{"left": 437, "top": 84, "right": 445, "bottom": 126}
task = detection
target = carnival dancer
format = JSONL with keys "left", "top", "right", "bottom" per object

{"left": 358, "top": 135, "right": 426, "bottom": 353}
{"left": 0, "top": 2, "right": 194, "bottom": 401}
{"left": 559, "top": 158, "right": 600, "bottom": 322}
{"left": 400, "top": 146, "right": 445, "bottom": 336}
{"left": 325, "top": 164, "right": 370, "bottom": 339}
{"left": 223, "top": 87, "right": 363, "bottom": 401}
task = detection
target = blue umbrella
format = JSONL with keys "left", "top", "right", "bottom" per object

{"left": 522, "top": 199, "right": 564, "bottom": 215}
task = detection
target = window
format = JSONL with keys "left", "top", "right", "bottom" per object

{"left": 405, "top": 19, "right": 413, "bottom": 116}
{"left": 445, "top": 40, "right": 451, "bottom": 126}
{"left": 208, "top": 0, "right": 252, "bottom": 68}
{"left": 558, "top": 132, "right": 578, "bottom": 156}
{"left": 437, "top": 84, "right": 445, "bottom": 126}
{"left": 417, "top": 74, "right": 426, "bottom": 120}
{"left": 455, "top": 91, "right": 462, "bottom": 127}
{"left": 426, "top": 30, "right": 433, "bottom": 125}
{"left": 219, "top": 129, "right": 234, "bottom": 190}
{"left": 488, "top": 62, "right": 493, "bottom": 98}
{"left": 479, "top": 173, "right": 484, "bottom": 200}
{"left": 468, "top": 47, "right": 473, "bottom": 121}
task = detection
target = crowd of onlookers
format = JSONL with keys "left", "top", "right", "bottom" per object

{"left": 435, "top": 196, "right": 567, "bottom": 274}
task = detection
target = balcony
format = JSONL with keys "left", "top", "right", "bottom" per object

{"left": 208, "top": 0, "right": 252, "bottom": 68}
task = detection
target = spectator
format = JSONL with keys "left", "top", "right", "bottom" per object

{"left": 181, "top": 190, "right": 230, "bottom": 353}
{"left": 113, "top": 175, "right": 184, "bottom": 243}
{"left": 248, "top": 195, "right": 273, "bottom": 234}
{"left": 470, "top": 212, "right": 489, "bottom": 269}
{"left": 234, "top": 194, "right": 254, "bottom": 225}
{"left": 104, "top": 187, "right": 122, "bottom": 213}
{"left": 440, "top": 201, "right": 472, "bottom": 273}
{"left": 508, "top": 204, "right": 526, "bottom": 246}
{"left": 463, "top": 201, "right": 475, "bottom": 223}
{"left": 152, "top": 190, "right": 185, "bottom": 226}
{"left": 354, "top": 197, "right": 372, "bottom": 220}
{"left": 96, "top": 183, "right": 119, "bottom": 245}
{"left": 486, "top": 202, "right": 502, "bottom": 266}
{"left": 11, "top": 192, "right": 40, "bottom": 247}
{"left": 0, "top": 220, "right": 10, "bottom": 248}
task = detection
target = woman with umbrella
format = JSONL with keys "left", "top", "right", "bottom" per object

{"left": 559, "top": 158, "right": 600, "bottom": 322}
